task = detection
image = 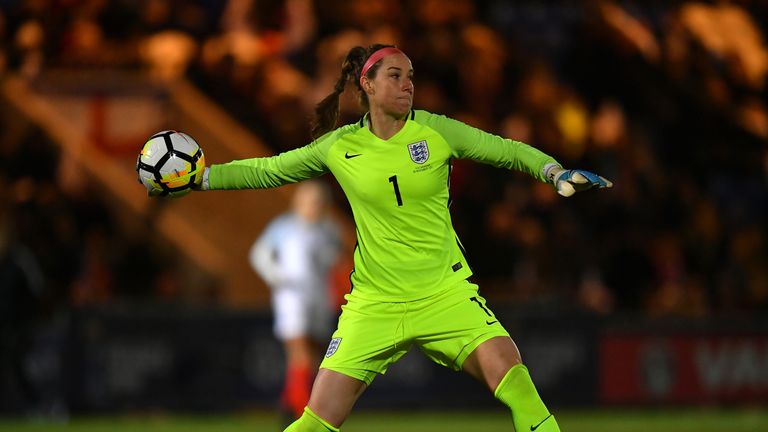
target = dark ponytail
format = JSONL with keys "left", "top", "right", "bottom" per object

{"left": 311, "top": 44, "right": 396, "bottom": 139}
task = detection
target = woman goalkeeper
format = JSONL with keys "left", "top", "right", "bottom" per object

{"left": 194, "top": 44, "right": 611, "bottom": 431}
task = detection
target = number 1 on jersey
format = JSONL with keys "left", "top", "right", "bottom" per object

{"left": 388, "top": 175, "right": 403, "bottom": 206}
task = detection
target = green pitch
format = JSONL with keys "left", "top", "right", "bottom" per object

{"left": 0, "top": 409, "right": 765, "bottom": 432}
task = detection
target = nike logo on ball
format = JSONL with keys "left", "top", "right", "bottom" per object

{"left": 486, "top": 320, "right": 498, "bottom": 325}
{"left": 345, "top": 152, "right": 362, "bottom": 159}
{"left": 530, "top": 414, "right": 552, "bottom": 431}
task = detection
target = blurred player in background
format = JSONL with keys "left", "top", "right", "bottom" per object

{"left": 249, "top": 180, "right": 341, "bottom": 425}
{"left": 190, "top": 44, "right": 612, "bottom": 431}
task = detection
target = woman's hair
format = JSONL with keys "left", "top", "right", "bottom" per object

{"left": 311, "top": 44, "right": 396, "bottom": 139}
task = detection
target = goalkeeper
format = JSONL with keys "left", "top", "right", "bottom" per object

{"left": 195, "top": 45, "right": 611, "bottom": 431}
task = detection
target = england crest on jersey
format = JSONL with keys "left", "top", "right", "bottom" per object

{"left": 408, "top": 140, "right": 429, "bottom": 164}
{"left": 325, "top": 337, "right": 342, "bottom": 358}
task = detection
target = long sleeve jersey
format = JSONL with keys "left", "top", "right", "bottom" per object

{"left": 209, "top": 110, "right": 558, "bottom": 302}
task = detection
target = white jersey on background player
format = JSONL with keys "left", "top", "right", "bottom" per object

{"left": 250, "top": 180, "right": 341, "bottom": 341}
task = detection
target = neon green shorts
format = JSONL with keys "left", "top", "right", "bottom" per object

{"left": 319, "top": 279, "right": 510, "bottom": 385}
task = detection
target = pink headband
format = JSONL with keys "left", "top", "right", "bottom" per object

{"left": 359, "top": 47, "right": 405, "bottom": 87}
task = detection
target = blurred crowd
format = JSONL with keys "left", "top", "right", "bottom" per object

{"left": 1, "top": 0, "right": 767, "bottom": 318}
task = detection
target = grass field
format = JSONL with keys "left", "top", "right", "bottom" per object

{"left": 0, "top": 409, "right": 766, "bottom": 432}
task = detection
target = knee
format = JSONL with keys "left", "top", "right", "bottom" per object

{"left": 465, "top": 336, "right": 523, "bottom": 390}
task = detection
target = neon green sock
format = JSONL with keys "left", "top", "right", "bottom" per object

{"left": 283, "top": 407, "right": 340, "bottom": 432}
{"left": 494, "top": 364, "right": 560, "bottom": 432}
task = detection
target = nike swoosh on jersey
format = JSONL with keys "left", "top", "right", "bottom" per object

{"left": 345, "top": 152, "right": 362, "bottom": 159}
{"left": 530, "top": 414, "right": 552, "bottom": 431}
{"left": 486, "top": 320, "right": 498, "bottom": 325}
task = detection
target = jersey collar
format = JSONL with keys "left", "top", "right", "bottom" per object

{"left": 358, "top": 110, "right": 415, "bottom": 128}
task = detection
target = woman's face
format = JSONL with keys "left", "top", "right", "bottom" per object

{"left": 365, "top": 53, "right": 414, "bottom": 118}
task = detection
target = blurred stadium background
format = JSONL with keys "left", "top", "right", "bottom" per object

{"left": 1, "top": 0, "right": 767, "bottom": 430}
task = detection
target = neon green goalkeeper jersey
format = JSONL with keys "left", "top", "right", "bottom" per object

{"left": 209, "top": 110, "right": 558, "bottom": 301}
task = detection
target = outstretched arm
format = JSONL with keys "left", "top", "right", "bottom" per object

{"left": 418, "top": 111, "right": 612, "bottom": 196}
{"left": 199, "top": 143, "right": 329, "bottom": 190}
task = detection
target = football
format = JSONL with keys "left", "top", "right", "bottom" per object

{"left": 136, "top": 130, "right": 205, "bottom": 198}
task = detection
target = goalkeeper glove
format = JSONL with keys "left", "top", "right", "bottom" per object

{"left": 193, "top": 167, "right": 209, "bottom": 191}
{"left": 544, "top": 164, "right": 613, "bottom": 197}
